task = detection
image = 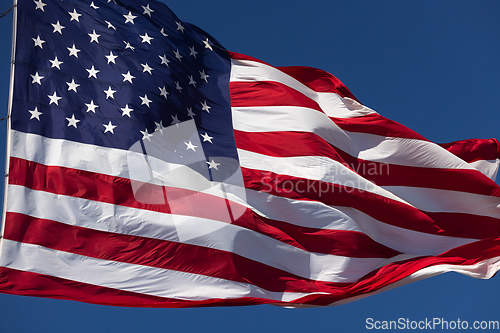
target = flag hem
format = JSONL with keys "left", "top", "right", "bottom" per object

{"left": 326, "top": 255, "right": 500, "bottom": 307}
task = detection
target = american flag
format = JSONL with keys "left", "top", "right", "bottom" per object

{"left": 1, "top": 0, "right": 500, "bottom": 307}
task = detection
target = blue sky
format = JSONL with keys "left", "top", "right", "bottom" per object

{"left": 0, "top": 1, "right": 499, "bottom": 332}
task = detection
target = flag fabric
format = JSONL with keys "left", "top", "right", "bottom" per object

{"left": 1, "top": 0, "right": 500, "bottom": 308}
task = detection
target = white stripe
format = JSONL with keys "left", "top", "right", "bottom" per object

{"left": 0, "top": 239, "right": 313, "bottom": 302}
{"left": 384, "top": 186, "right": 500, "bottom": 219}
{"left": 354, "top": 134, "right": 474, "bottom": 170}
{"left": 469, "top": 159, "right": 500, "bottom": 180}
{"left": 245, "top": 190, "right": 476, "bottom": 256}
{"left": 232, "top": 106, "right": 474, "bottom": 170}
{"left": 6, "top": 185, "right": 384, "bottom": 283}
{"left": 406, "top": 255, "right": 500, "bottom": 280}
{"left": 232, "top": 106, "right": 360, "bottom": 156}
{"left": 10, "top": 130, "right": 247, "bottom": 208}
{"left": 238, "top": 148, "right": 411, "bottom": 205}
{"left": 245, "top": 189, "right": 365, "bottom": 232}
{"left": 230, "top": 58, "right": 376, "bottom": 118}
{"left": 10, "top": 129, "right": 132, "bottom": 178}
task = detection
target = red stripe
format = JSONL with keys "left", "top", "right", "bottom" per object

{"left": 230, "top": 81, "right": 323, "bottom": 111}
{"left": 332, "top": 148, "right": 500, "bottom": 198}
{"left": 8, "top": 156, "right": 235, "bottom": 223}
{"left": 276, "top": 66, "right": 359, "bottom": 102}
{"left": 234, "top": 129, "right": 348, "bottom": 166}
{"left": 243, "top": 214, "right": 400, "bottom": 258}
{"left": 242, "top": 167, "right": 500, "bottom": 240}
{"left": 7, "top": 157, "right": 397, "bottom": 258}
{"left": 363, "top": 160, "right": 500, "bottom": 196}
{"left": 229, "top": 51, "right": 272, "bottom": 66}
{"left": 439, "top": 138, "right": 500, "bottom": 163}
{"left": 0, "top": 267, "right": 270, "bottom": 308}
{"left": 330, "top": 113, "right": 428, "bottom": 141}
{"left": 229, "top": 52, "right": 359, "bottom": 101}
{"left": 234, "top": 130, "right": 500, "bottom": 197}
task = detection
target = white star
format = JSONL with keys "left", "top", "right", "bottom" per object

{"left": 67, "top": 44, "right": 81, "bottom": 57}
{"left": 85, "top": 100, "right": 99, "bottom": 113}
{"left": 90, "top": 2, "right": 99, "bottom": 9}
{"left": 187, "top": 107, "right": 195, "bottom": 118}
{"left": 66, "top": 114, "right": 80, "bottom": 128}
{"left": 103, "top": 121, "right": 117, "bottom": 134}
{"left": 158, "top": 86, "right": 168, "bottom": 99}
{"left": 68, "top": 9, "right": 82, "bottom": 22}
{"left": 88, "top": 30, "right": 101, "bottom": 43}
{"left": 123, "top": 11, "right": 137, "bottom": 24}
{"left": 200, "top": 70, "right": 209, "bottom": 83}
{"left": 104, "top": 86, "right": 117, "bottom": 99}
{"left": 160, "top": 28, "right": 168, "bottom": 37}
{"left": 48, "top": 91, "right": 62, "bottom": 105}
{"left": 121, "top": 104, "right": 133, "bottom": 117}
{"left": 176, "top": 22, "right": 185, "bottom": 33}
{"left": 86, "top": 65, "right": 99, "bottom": 78}
{"left": 207, "top": 160, "right": 220, "bottom": 170}
{"left": 203, "top": 38, "right": 213, "bottom": 51}
{"left": 140, "top": 94, "right": 152, "bottom": 107}
{"left": 105, "top": 21, "right": 116, "bottom": 30}
{"left": 159, "top": 54, "right": 170, "bottom": 66}
{"left": 201, "top": 101, "right": 211, "bottom": 113}
{"left": 189, "top": 46, "right": 198, "bottom": 58}
{"left": 140, "top": 33, "right": 153, "bottom": 44}
{"left": 124, "top": 41, "right": 135, "bottom": 51}
{"left": 34, "top": 0, "right": 47, "bottom": 11}
{"left": 122, "top": 71, "right": 135, "bottom": 83}
{"left": 201, "top": 132, "right": 213, "bottom": 143}
{"left": 175, "top": 81, "right": 182, "bottom": 92}
{"left": 66, "top": 79, "right": 80, "bottom": 92}
{"left": 140, "top": 129, "right": 153, "bottom": 141}
{"left": 33, "top": 36, "right": 45, "bottom": 49}
{"left": 155, "top": 121, "right": 164, "bottom": 134}
{"left": 171, "top": 114, "right": 180, "bottom": 125}
{"left": 29, "top": 106, "right": 42, "bottom": 120}
{"left": 173, "top": 49, "right": 182, "bottom": 61}
{"left": 49, "top": 56, "right": 63, "bottom": 70}
{"left": 141, "top": 63, "right": 153, "bottom": 74}
{"left": 31, "top": 72, "right": 44, "bottom": 85}
{"left": 142, "top": 4, "right": 154, "bottom": 16}
{"left": 185, "top": 141, "right": 197, "bottom": 152}
{"left": 105, "top": 51, "right": 118, "bottom": 64}
{"left": 51, "top": 21, "right": 65, "bottom": 34}
{"left": 188, "top": 75, "right": 197, "bottom": 87}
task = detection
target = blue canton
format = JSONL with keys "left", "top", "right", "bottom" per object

{"left": 12, "top": 0, "right": 237, "bottom": 181}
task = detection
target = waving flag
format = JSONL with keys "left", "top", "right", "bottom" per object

{"left": 1, "top": 0, "right": 500, "bottom": 307}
